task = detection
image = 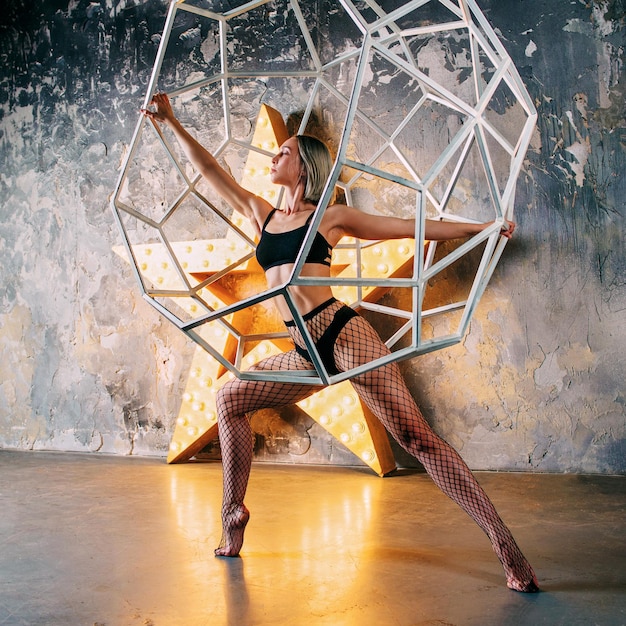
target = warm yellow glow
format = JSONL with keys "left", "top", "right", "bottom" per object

{"left": 166, "top": 333, "right": 233, "bottom": 462}
{"left": 296, "top": 382, "right": 393, "bottom": 476}
{"left": 168, "top": 340, "right": 284, "bottom": 462}
{"left": 114, "top": 104, "right": 406, "bottom": 474}
{"left": 330, "top": 238, "right": 414, "bottom": 305}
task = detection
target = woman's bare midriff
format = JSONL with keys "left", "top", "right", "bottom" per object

{"left": 264, "top": 263, "right": 335, "bottom": 322}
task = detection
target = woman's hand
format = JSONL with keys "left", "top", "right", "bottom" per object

{"left": 140, "top": 92, "right": 176, "bottom": 125}
{"left": 498, "top": 220, "right": 516, "bottom": 239}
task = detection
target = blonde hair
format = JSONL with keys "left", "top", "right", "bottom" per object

{"left": 296, "top": 135, "right": 334, "bottom": 205}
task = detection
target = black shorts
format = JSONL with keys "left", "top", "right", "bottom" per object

{"left": 285, "top": 298, "right": 359, "bottom": 375}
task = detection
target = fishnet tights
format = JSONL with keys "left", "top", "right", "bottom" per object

{"left": 214, "top": 348, "right": 322, "bottom": 557}
{"left": 215, "top": 303, "right": 538, "bottom": 591}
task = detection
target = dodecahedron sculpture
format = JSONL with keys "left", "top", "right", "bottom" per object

{"left": 111, "top": 0, "right": 537, "bottom": 387}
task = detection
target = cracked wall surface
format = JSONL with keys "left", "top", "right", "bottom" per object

{"left": 0, "top": 0, "right": 624, "bottom": 472}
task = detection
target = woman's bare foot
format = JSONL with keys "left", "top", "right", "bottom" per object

{"left": 214, "top": 504, "right": 250, "bottom": 557}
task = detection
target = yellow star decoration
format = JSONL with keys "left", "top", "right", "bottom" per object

{"left": 115, "top": 105, "right": 417, "bottom": 476}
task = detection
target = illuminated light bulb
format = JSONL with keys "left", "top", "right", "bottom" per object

{"left": 259, "top": 116, "right": 269, "bottom": 128}
{"left": 377, "top": 263, "right": 389, "bottom": 274}
{"left": 140, "top": 263, "right": 148, "bottom": 271}
{"left": 182, "top": 261, "right": 188, "bottom": 269}
{"left": 352, "top": 421, "right": 366, "bottom": 434}
{"left": 204, "top": 330, "right": 218, "bottom": 342}
{"left": 201, "top": 377, "right": 213, "bottom": 388}
{"left": 331, "top": 406, "right": 343, "bottom": 417}
{"left": 145, "top": 248, "right": 152, "bottom": 256}
{"left": 183, "top": 392, "right": 193, "bottom": 402}
{"left": 190, "top": 304, "right": 197, "bottom": 313}
{"left": 245, "top": 167, "right": 256, "bottom": 177}
{"left": 362, "top": 450, "right": 375, "bottom": 462}
{"left": 203, "top": 260, "right": 209, "bottom": 268}
{"left": 343, "top": 395, "right": 357, "bottom": 406}
{"left": 259, "top": 343, "right": 270, "bottom": 355}
{"left": 299, "top": 399, "right": 311, "bottom": 409}
{"left": 398, "top": 244, "right": 410, "bottom": 255}
{"left": 191, "top": 367, "right": 202, "bottom": 378}
{"left": 185, "top": 245, "right": 192, "bottom": 253}
{"left": 206, "top": 411, "right": 216, "bottom": 422}
{"left": 176, "top": 416, "right": 188, "bottom": 426}
{"left": 319, "top": 415, "right": 331, "bottom": 426}
{"left": 187, "top": 426, "right": 198, "bottom": 437}
{"left": 224, "top": 258, "right": 232, "bottom": 265}
{"left": 156, "top": 276, "right": 164, "bottom": 284}
{"left": 192, "top": 401, "right": 205, "bottom": 412}
{"left": 340, "top": 432, "right": 351, "bottom": 443}
{"left": 169, "top": 441, "right": 180, "bottom": 451}
{"left": 263, "top": 140, "right": 276, "bottom": 151}
{"left": 261, "top": 166, "right": 270, "bottom": 176}
{"left": 206, "top": 244, "right": 214, "bottom": 252}
{"left": 372, "top": 246, "right": 382, "bottom": 256}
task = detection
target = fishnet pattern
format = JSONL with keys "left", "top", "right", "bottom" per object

{"left": 215, "top": 348, "right": 321, "bottom": 556}
{"left": 214, "top": 302, "right": 537, "bottom": 590}
{"left": 286, "top": 299, "right": 346, "bottom": 350}
{"left": 333, "top": 313, "right": 537, "bottom": 591}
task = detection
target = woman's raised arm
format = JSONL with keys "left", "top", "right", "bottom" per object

{"left": 141, "top": 93, "right": 271, "bottom": 230}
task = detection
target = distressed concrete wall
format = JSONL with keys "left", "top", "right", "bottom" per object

{"left": 0, "top": 0, "right": 624, "bottom": 472}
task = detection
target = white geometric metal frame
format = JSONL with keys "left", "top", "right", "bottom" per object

{"left": 111, "top": 0, "right": 537, "bottom": 386}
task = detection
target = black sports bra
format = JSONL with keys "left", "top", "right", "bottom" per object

{"left": 255, "top": 209, "right": 332, "bottom": 271}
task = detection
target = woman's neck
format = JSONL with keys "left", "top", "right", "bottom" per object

{"left": 283, "top": 184, "right": 313, "bottom": 215}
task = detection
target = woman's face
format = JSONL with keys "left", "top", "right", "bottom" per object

{"left": 270, "top": 137, "right": 303, "bottom": 187}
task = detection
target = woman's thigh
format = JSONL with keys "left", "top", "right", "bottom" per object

{"left": 333, "top": 316, "right": 435, "bottom": 448}
{"left": 217, "top": 349, "right": 323, "bottom": 415}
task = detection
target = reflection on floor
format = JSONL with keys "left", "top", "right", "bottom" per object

{"left": 1, "top": 450, "right": 625, "bottom": 626}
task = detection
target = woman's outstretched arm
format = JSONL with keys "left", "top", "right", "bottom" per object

{"left": 329, "top": 204, "right": 515, "bottom": 242}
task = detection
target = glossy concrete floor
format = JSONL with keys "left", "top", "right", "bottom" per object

{"left": 0, "top": 451, "right": 625, "bottom": 626}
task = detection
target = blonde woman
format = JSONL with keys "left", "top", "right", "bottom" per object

{"left": 142, "top": 93, "right": 538, "bottom": 592}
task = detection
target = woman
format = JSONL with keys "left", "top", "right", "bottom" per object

{"left": 142, "top": 93, "right": 539, "bottom": 592}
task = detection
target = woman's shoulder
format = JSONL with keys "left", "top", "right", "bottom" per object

{"left": 323, "top": 202, "right": 361, "bottom": 225}
{"left": 249, "top": 195, "right": 276, "bottom": 230}
{"left": 322, "top": 202, "right": 351, "bottom": 219}
{"left": 319, "top": 203, "right": 359, "bottom": 244}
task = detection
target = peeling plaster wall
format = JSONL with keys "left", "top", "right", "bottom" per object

{"left": 0, "top": 0, "right": 624, "bottom": 472}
